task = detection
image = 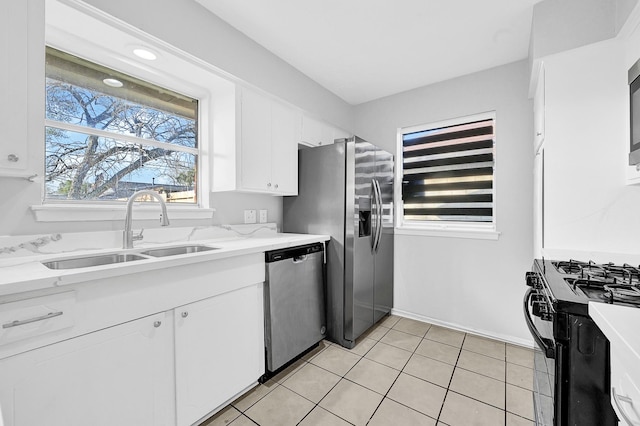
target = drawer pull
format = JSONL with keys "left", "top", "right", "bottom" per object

{"left": 2, "top": 311, "right": 63, "bottom": 329}
{"left": 613, "top": 387, "right": 640, "bottom": 426}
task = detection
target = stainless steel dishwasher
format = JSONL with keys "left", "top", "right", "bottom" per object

{"left": 264, "top": 242, "right": 326, "bottom": 374}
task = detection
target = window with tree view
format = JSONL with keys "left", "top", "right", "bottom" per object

{"left": 45, "top": 47, "right": 199, "bottom": 203}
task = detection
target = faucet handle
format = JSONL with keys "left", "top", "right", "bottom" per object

{"left": 133, "top": 228, "right": 144, "bottom": 242}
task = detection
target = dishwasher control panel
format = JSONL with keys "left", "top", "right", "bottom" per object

{"left": 265, "top": 242, "right": 324, "bottom": 263}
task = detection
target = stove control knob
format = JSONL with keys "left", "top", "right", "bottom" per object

{"left": 525, "top": 272, "right": 535, "bottom": 287}
{"left": 532, "top": 300, "right": 542, "bottom": 317}
{"left": 526, "top": 272, "right": 540, "bottom": 289}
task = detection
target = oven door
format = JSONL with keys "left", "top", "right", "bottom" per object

{"left": 524, "top": 287, "right": 556, "bottom": 426}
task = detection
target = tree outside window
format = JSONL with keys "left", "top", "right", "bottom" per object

{"left": 44, "top": 47, "right": 199, "bottom": 203}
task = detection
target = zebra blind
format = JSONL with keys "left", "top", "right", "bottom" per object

{"left": 401, "top": 117, "right": 494, "bottom": 223}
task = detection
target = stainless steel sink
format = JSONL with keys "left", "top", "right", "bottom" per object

{"left": 42, "top": 253, "right": 148, "bottom": 270}
{"left": 141, "top": 245, "right": 218, "bottom": 257}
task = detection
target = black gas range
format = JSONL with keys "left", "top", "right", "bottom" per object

{"left": 524, "top": 259, "right": 639, "bottom": 426}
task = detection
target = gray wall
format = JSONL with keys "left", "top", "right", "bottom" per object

{"left": 354, "top": 60, "right": 534, "bottom": 344}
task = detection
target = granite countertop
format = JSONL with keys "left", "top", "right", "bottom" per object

{"left": 0, "top": 224, "right": 329, "bottom": 298}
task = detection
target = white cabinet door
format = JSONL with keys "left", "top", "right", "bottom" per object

{"left": 533, "top": 63, "right": 545, "bottom": 153}
{"left": 238, "top": 87, "right": 298, "bottom": 194}
{"left": 301, "top": 115, "right": 350, "bottom": 148}
{"left": 271, "top": 101, "right": 299, "bottom": 195}
{"left": 0, "top": 311, "right": 174, "bottom": 426}
{"left": 175, "top": 283, "right": 264, "bottom": 426}
{"left": 301, "top": 115, "right": 325, "bottom": 146}
{"left": 0, "top": 0, "right": 38, "bottom": 176}
{"left": 240, "top": 88, "right": 272, "bottom": 191}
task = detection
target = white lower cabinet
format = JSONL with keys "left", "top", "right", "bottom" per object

{"left": 175, "top": 283, "right": 264, "bottom": 426}
{"left": 0, "top": 258, "right": 266, "bottom": 426}
{"left": 0, "top": 311, "right": 175, "bottom": 426}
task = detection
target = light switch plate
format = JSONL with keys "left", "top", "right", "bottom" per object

{"left": 244, "top": 209, "right": 257, "bottom": 224}
{"left": 259, "top": 210, "right": 268, "bottom": 223}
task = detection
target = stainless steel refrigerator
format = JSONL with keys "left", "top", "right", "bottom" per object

{"left": 283, "top": 136, "right": 394, "bottom": 349}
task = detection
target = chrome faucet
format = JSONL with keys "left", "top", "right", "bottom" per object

{"left": 123, "top": 190, "right": 170, "bottom": 249}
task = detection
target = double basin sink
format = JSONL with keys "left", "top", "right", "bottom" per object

{"left": 42, "top": 245, "right": 218, "bottom": 270}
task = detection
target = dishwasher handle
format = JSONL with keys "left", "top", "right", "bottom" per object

{"left": 293, "top": 255, "right": 307, "bottom": 263}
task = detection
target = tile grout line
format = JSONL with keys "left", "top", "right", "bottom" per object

{"left": 435, "top": 331, "right": 467, "bottom": 425}
{"left": 364, "top": 321, "right": 435, "bottom": 425}
{"left": 505, "top": 342, "right": 508, "bottom": 426}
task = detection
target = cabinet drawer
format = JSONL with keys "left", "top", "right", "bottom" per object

{"left": 611, "top": 352, "right": 640, "bottom": 426}
{"left": 0, "top": 291, "right": 76, "bottom": 347}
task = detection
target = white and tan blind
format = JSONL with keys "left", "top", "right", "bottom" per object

{"left": 401, "top": 118, "right": 494, "bottom": 223}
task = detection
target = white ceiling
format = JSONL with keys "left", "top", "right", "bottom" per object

{"left": 195, "top": 0, "right": 542, "bottom": 105}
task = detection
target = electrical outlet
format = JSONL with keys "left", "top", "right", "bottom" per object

{"left": 244, "top": 209, "right": 257, "bottom": 224}
{"left": 259, "top": 209, "right": 268, "bottom": 223}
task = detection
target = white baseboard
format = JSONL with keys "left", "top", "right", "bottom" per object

{"left": 390, "top": 308, "right": 535, "bottom": 349}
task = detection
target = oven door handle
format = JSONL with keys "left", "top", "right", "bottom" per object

{"left": 523, "top": 288, "right": 556, "bottom": 358}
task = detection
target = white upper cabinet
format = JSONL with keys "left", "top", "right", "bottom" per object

{"left": 300, "top": 115, "right": 350, "bottom": 147}
{"left": 0, "top": 0, "right": 42, "bottom": 177}
{"left": 533, "top": 62, "right": 546, "bottom": 154}
{"left": 270, "top": 101, "right": 299, "bottom": 194}
{"left": 226, "top": 86, "right": 299, "bottom": 195}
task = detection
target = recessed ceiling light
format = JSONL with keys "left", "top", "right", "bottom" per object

{"left": 133, "top": 48, "right": 157, "bottom": 61}
{"left": 103, "top": 78, "right": 123, "bottom": 88}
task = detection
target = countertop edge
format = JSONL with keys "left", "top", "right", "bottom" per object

{"left": 0, "top": 234, "right": 330, "bottom": 299}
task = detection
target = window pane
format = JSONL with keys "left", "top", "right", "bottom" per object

{"left": 45, "top": 128, "right": 197, "bottom": 203}
{"left": 45, "top": 78, "right": 197, "bottom": 149}
{"left": 45, "top": 46, "right": 200, "bottom": 204}
{"left": 46, "top": 47, "right": 197, "bottom": 123}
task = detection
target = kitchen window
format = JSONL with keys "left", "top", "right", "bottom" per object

{"left": 396, "top": 112, "right": 498, "bottom": 239}
{"left": 44, "top": 47, "right": 199, "bottom": 204}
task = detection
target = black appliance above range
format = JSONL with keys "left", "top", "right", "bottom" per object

{"left": 523, "top": 259, "right": 640, "bottom": 426}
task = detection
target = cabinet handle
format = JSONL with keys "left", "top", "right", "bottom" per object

{"left": 267, "top": 183, "right": 272, "bottom": 187}
{"left": 181, "top": 311, "right": 188, "bottom": 318}
{"left": 612, "top": 387, "right": 640, "bottom": 426}
{"left": 2, "top": 311, "right": 63, "bottom": 328}
{"left": 154, "top": 321, "right": 162, "bottom": 328}
{"left": 274, "top": 183, "right": 279, "bottom": 189}
{"left": 536, "top": 132, "right": 543, "bottom": 136}
{"left": 7, "top": 154, "right": 19, "bottom": 162}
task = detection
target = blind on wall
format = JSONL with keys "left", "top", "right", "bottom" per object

{"left": 401, "top": 118, "right": 494, "bottom": 223}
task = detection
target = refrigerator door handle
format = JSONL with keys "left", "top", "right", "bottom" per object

{"left": 370, "top": 180, "right": 377, "bottom": 250}
{"left": 373, "top": 179, "right": 383, "bottom": 253}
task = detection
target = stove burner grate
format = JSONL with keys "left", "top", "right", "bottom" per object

{"left": 602, "top": 284, "right": 640, "bottom": 303}
{"left": 554, "top": 259, "right": 640, "bottom": 286}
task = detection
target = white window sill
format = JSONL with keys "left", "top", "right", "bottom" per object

{"left": 395, "top": 226, "right": 501, "bottom": 240}
{"left": 31, "top": 204, "right": 215, "bottom": 222}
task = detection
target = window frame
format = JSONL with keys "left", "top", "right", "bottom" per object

{"left": 34, "top": 0, "right": 237, "bottom": 222}
{"left": 395, "top": 111, "right": 500, "bottom": 240}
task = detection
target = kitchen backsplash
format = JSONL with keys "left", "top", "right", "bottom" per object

{"left": 0, "top": 223, "right": 278, "bottom": 259}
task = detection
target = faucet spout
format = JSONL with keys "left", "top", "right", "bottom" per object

{"left": 123, "top": 190, "right": 170, "bottom": 249}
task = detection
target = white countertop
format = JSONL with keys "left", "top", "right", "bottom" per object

{"left": 590, "top": 302, "right": 640, "bottom": 363}
{"left": 590, "top": 302, "right": 640, "bottom": 425}
{"left": 0, "top": 225, "right": 329, "bottom": 298}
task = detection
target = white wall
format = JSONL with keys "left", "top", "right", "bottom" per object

{"left": 540, "top": 10, "right": 640, "bottom": 263}
{"left": 354, "top": 60, "right": 534, "bottom": 345}
{"left": 0, "top": 0, "right": 353, "bottom": 236}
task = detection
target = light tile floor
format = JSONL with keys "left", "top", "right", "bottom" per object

{"left": 202, "top": 316, "right": 535, "bottom": 426}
